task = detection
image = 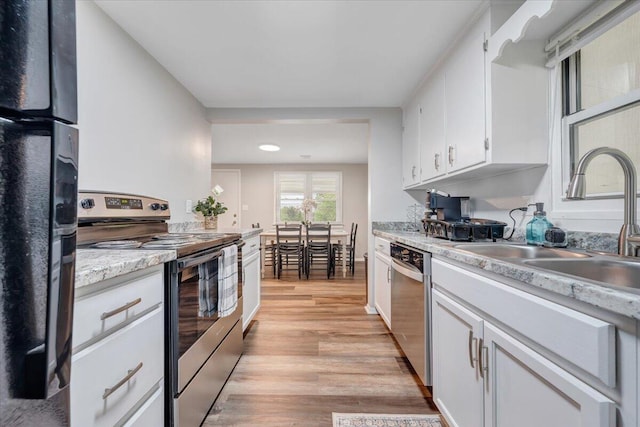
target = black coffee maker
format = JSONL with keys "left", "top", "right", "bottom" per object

{"left": 426, "top": 190, "right": 470, "bottom": 221}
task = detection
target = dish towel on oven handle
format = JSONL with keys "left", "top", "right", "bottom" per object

{"left": 218, "top": 244, "right": 238, "bottom": 318}
{"left": 198, "top": 260, "right": 217, "bottom": 317}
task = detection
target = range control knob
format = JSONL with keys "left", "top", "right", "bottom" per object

{"left": 80, "top": 198, "right": 95, "bottom": 209}
{"left": 150, "top": 203, "right": 161, "bottom": 211}
{"left": 160, "top": 203, "right": 169, "bottom": 211}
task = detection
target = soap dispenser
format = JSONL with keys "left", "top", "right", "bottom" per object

{"left": 526, "top": 202, "right": 553, "bottom": 246}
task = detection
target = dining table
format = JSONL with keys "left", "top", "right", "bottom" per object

{"left": 259, "top": 228, "right": 350, "bottom": 278}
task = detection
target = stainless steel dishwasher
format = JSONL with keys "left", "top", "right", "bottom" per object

{"left": 390, "top": 242, "right": 431, "bottom": 386}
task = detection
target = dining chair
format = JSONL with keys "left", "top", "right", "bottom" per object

{"left": 305, "top": 223, "right": 333, "bottom": 279}
{"left": 333, "top": 222, "right": 357, "bottom": 275}
{"left": 275, "top": 224, "right": 304, "bottom": 279}
{"left": 262, "top": 239, "right": 277, "bottom": 277}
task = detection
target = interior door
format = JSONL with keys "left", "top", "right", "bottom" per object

{"left": 211, "top": 169, "right": 240, "bottom": 229}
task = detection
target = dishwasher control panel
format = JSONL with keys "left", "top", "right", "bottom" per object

{"left": 390, "top": 243, "right": 427, "bottom": 273}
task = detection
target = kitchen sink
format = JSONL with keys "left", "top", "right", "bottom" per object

{"left": 524, "top": 258, "right": 640, "bottom": 291}
{"left": 453, "top": 244, "right": 592, "bottom": 259}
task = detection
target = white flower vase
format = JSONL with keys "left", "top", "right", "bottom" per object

{"left": 204, "top": 216, "right": 218, "bottom": 230}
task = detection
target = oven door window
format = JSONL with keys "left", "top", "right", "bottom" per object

{"left": 177, "top": 259, "right": 219, "bottom": 357}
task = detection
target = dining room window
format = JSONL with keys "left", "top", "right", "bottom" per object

{"left": 274, "top": 171, "right": 342, "bottom": 224}
{"left": 562, "top": 7, "right": 640, "bottom": 197}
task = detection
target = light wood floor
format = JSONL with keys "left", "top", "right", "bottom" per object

{"left": 203, "top": 262, "right": 439, "bottom": 427}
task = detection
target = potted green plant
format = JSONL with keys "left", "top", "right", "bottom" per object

{"left": 194, "top": 192, "right": 228, "bottom": 229}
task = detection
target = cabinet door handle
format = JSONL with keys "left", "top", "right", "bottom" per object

{"left": 387, "top": 266, "right": 391, "bottom": 283}
{"left": 411, "top": 166, "right": 417, "bottom": 179}
{"left": 477, "top": 338, "right": 484, "bottom": 377}
{"left": 482, "top": 345, "right": 489, "bottom": 378}
{"left": 468, "top": 331, "right": 477, "bottom": 368}
{"left": 102, "top": 362, "right": 143, "bottom": 399}
{"left": 478, "top": 339, "right": 489, "bottom": 379}
{"left": 448, "top": 145, "right": 455, "bottom": 166}
{"left": 101, "top": 298, "right": 142, "bottom": 320}
{"left": 434, "top": 153, "right": 440, "bottom": 171}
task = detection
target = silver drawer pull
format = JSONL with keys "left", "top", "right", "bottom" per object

{"left": 102, "top": 362, "right": 143, "bottom": 400}
{"left": 100, "top": 298, "right": 142, "bottom": 320}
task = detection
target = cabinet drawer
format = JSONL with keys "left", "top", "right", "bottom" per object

{"left": 73, "top": 269, "right": 163, "bottom": 350}
{"left": 432, "top": 259, "right": 615, "bottom": 387}
{"left": 375, "top": 237, "right": 390, "bottom": 256}
{"left": 244, "top": 235, "right": 260, "bottom": 255}
{"left": 71, "top": 307, "right": 164, "bottom": 427}
{"left": 122, "top": 383, "right": 163, "bottom": 427}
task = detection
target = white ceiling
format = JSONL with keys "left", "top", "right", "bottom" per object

{"left": 94, "top": 0, "right": 484, "bottom": 164}
{"left": 211, "top": 121, "right": 369, "bottom": 164}
{"left": 94, "top": 0, "right": 483, "bottom": 109}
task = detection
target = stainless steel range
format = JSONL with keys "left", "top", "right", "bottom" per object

{"left": 77, "top": 191, "right": 244, "bottom": 427}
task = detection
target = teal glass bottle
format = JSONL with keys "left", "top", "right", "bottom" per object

{"left": 526, "top": 203, "right": 553, "bottom": 246}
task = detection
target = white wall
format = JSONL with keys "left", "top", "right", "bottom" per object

{"left": 76, "top": 1, "right": 212, "bottom": 223}
{"left": 212, "top": 163, "right": 369, "bottom": 259}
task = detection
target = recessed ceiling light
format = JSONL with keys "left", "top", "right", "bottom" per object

{"left": 259, "top": 144, "right": 280, "bottom": 152}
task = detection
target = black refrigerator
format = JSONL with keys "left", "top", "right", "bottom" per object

{"left": 0, "top": 1, "right": 78, "bottom": 425}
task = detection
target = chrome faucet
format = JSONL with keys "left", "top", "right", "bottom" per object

{"left": 566, "top": 147, "right": 640, "bottom": 257}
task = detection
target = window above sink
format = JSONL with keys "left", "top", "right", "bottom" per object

{"left": 562, "top": 7, "right": 640, "bottom": 199}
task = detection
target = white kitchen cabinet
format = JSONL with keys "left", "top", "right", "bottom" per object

{"left": 432, "top": 290, "right": 484, "bottom": 427}
{"left": 373, "top": 237, "right": 391, "bottom": 328}
{"left": 484, "top": 322, "right": 615, "bottom": 427}
{"left": 71, "top": 266, "right": 164, "bottom": 427}
{"left": 402, "top": 101, "right": 421, "bottom": 188}
{"left": 433, "top": 289, "right": 615, "bottom": 427}
{"left": 419, "top": 69, "right": 446, "bottom": 181}
{"left": 405, "top": 4, "right": 551, "bottom": 187}
{"left": 242, "top": 235, "right": 261, "bottom": 331}
{"left": 374, "top": 251, "right": 391, "bottom": 329}
{"left": 444, "top": 12, "right": 488, "bottom": 174}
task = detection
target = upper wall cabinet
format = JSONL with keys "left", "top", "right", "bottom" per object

{"left": 403, "top": 0, "right": 599, "bottom": 189}
{"left": 419, "top": 69, "right": 446, "bottom": 181}
{"left": 444, "top": 12, "right": 488, "bottom": 175}
{"left": 402, "top": 100, "right": 421, "bottom": 187}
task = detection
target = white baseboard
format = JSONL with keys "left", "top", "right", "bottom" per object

{"left": 364, "top": 304, "right": 378, "bottom": 315}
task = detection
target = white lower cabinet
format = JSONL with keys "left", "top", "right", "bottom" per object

{"left": 374, "top": 251, "right": 391, "bottom": 329}
{"left": 122, "top": 383, "right": 164, "bottom": 427}
{"left": 374, "top": 237, "right": 391, "bottom": 328}
{"left": 431, "top": 254, "right": 623, "bottom": 427}
{"left": 432, "top": 290, "right": 483, "bottom": 427}
{"left": 71, "top": 266, "right": 164, "bottom": 427}
{"left": 242, "top": 235, "right": 261, "bottom": 331}
{"left": 483, "top": 322, "right": 614, "bottom": 427}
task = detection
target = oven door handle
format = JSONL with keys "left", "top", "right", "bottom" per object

{"left": 176, "top": 241, "right": 245, "bottom": 270}
{"left": 178, "top": 249, "right": 223, "bottom": 270}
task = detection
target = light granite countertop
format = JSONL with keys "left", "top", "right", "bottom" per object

{"left": 75, "top": 230, "right": 261, "bottom": 289}
{"left": 209, "top": 227, "right": 262, "bottom": 239}
{"left": 75, "top": 249, "right": 176, "bottom": 289}
{"left": 374, "top": 230, "right": 640, "bottom": 320}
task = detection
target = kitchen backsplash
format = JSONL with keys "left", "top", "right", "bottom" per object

{"left": 168, "top": 220, "right": 205, "bottom": 233}
{"left": 372, "top": 221, "right": 422, "bottom": 232}
{"left": 372, "top": 222, "right": 618, "bottom": 254}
